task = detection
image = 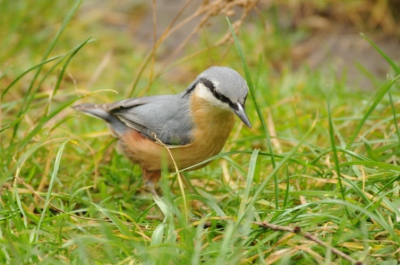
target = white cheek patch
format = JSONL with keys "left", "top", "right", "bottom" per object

{"left": 196, "top": 83, "right": 231, "bottom": 111}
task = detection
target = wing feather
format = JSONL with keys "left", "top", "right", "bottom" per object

{"left": 74, "top": 92, "right": 194, "bottom": 145}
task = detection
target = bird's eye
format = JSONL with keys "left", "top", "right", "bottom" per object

{"left": 229, "top": 102, "right": 239, "bottom": 111}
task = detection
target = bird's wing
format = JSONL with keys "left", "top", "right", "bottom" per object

{"left": 74, "top": 94, "right": 194, "bottom": 146}
{"left": 105, "top": 97, "right": 155, "bottom": 111}
{"left": 110, "top": 94, "right": 194, "bottom": 145}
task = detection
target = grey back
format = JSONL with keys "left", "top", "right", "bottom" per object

{"left": 108, "top": 92, "right": 193, "bottom": 145}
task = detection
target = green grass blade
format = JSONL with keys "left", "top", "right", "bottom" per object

{"left": 236, "top": 113, "right": 318, "bottom": 225}
{"left": 227, "top": 18, "right": 279, "bottom": 208}
{"left": 214, "top": 221, "right": 236, "bottom": 264}
{"left": 18, "top": 97, "right": 80, "bottom": 149}
{"left": 315, "top": 199, "right": 397, "bottom": 242}
{"left": 34, "top": 140, "right": 70, "bottom": 243}
{"left": 1, "top": 55, "right": 64, "bottom": 99}
{"left": 11, "top": 0, "right": 83, "bottom": 140}
{"left": 389, "top": 91, "right": 400, "bottom": 143}
{"left": 346, "top": 75, "right": 400, "bottom": 148}
{"left": 326, "top": 88, "right": 347, "bottom": 206}
{"left": 0, "top": 109, "right": 29, "bottom": 133}
{"left": 52, "top": 36, "right": 92, "bottom": 97}
{"left": 362, "top": 33, "right": 400, "bottom": 74}
{"left": 178, "top": 150, "right": 321, "bottom": 177}
{"left": 238, "top": 149, "right": 259, "bottom": 218}
{"left": 3, "top": 137, "right": 66, "bottom": 185}
{"left": 340, "top": 161, "right": 400, "bottom": 172}
{"left": 342, "top": 178, "right": 370, "bottom": 204}
{"left": 184, "top": 194, "right": 226, "bottom": 216}
{"left": 373, "top": 175, "right": 400, "bottom": 199}
{"left": 39, "top": 0, "right": 82, "bottom": 67}
{"left": 92, "top": 205, "right": 131, "bottom": 236}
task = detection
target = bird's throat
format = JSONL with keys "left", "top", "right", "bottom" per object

{"left": 190, "top": 95, "right": 235, "bottom": 154}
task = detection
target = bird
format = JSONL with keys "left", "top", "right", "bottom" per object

{"left": 73, "top": 66, "right": 251, "bottom": 192}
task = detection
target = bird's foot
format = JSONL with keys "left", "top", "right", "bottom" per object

{"left": 145, "top": 180, "right": 160, "bottom": 198}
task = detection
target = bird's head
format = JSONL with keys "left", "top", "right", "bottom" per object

{"left": 187, "top": 66, "right": 252, "bottom": 128}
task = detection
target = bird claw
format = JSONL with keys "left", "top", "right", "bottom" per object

{"left": 145, "top": 181, "right": 160, "bottom": 198}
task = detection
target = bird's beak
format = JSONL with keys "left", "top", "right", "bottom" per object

{"left": 233, "top": 102, "right": 252, "bottom": 128}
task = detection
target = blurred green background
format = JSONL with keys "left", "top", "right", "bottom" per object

{"left": 1, "top": 1, "right": 400, "bottom": 264}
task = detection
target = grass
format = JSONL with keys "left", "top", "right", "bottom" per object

{"left": 1, "top": 0, "right": 400, "bottom": 264}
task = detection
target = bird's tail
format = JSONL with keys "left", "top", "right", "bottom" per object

{"left": 72, "top": 103, "right": 115, "bottom": 123}
{"left": 72, "top": 103, "right": 127, "bottom": 135}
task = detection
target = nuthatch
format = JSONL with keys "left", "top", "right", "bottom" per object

{"left": 73, "top": 66, "right": 251, "bottom": 191}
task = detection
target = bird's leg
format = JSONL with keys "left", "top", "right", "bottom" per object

{"left": 142, "top": 168, "right": 161, "bottom": 197}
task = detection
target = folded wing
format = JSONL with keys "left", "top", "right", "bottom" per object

{"left": 73, "top": 93, "right": 194, "bottom": 145}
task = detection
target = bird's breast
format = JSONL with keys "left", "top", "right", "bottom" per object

{"left": 174, "top": 95, "right": 235, "bottom": 168}
{"left": 119, "top": 95, "right": 236, "bottom": 171}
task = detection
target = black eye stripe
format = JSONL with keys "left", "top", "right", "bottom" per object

{"left": 199, "top": 78, "right": 214, "bottom": 91}
{"left": 198, "top": 78, "right": 238, "bottom": 110}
